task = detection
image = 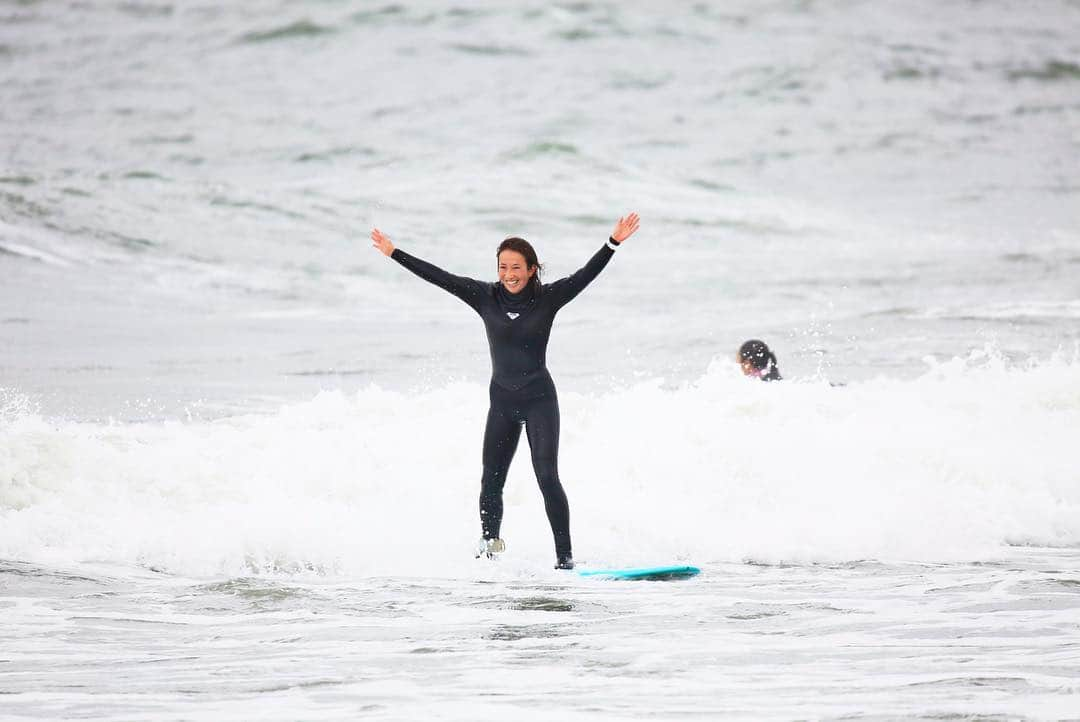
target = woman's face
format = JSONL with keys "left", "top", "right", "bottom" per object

{"left": 498, "top": 249, "right": 536, "bottom": 294}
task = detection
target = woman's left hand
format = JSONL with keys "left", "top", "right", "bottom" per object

{"left": 611, "top": 212, "right": 640, "bottom": 243}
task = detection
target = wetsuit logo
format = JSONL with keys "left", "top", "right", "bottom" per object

{"left": 507, "top": 312, "right": 520, "bottom": 320}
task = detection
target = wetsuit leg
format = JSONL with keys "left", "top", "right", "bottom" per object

{"left": 523, "top": 394, "right": 571, "bottom": 560}
{"left": 479, "top": 402, "right": 522, "bottom": 541}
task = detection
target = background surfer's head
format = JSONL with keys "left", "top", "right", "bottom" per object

{"left": 497, "top": 237, "right": 542, "bottom": 295}
{"left": 738, "top": 339, "right": 779, "bottom": 379}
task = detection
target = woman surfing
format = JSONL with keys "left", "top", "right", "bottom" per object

{"left": 371, "top": 213, "right": 640, "bottom": 569}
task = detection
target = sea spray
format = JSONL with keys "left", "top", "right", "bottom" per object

{"left": 3, "top": 351, "right": 1077, "bottom": 576}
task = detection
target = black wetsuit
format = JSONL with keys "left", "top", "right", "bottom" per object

{"left": 391, "top": 240, "right": 619, "bottom": 564}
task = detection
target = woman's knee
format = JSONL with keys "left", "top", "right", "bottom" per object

{"left": 532, "top": 462, "right": 561, "bottom": 490}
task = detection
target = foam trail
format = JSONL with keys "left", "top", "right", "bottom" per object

{"left": 2, "top": 351, "right": 1078, "bottom": 577}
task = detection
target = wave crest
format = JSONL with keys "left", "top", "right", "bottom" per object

{"left": 2, "top": 353, "right": 1078, "bottom": 575}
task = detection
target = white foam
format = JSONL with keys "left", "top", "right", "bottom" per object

{"left": 2, "top": 350, "right": 1078, "bottom": 577}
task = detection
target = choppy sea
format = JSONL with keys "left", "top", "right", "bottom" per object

{"left": 2, "top": 1, "right": 1079, "bottom": 718}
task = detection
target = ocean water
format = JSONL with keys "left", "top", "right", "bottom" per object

{"left": 2, "top": 1, "right": 1079, "bottom": 718}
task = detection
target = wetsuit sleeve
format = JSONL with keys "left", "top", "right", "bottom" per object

{"left": 391, "top": 248, "right": 486, "bottom": 311}
{"left": 544, "top": 241, "right": 617, "bottom": 309}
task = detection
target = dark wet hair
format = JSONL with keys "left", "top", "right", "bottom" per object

{"left": 738, "top": 339, "right": 782, "bottom": 381}
{"left": 496, "top": 237, "right": 543, "bottom": 293}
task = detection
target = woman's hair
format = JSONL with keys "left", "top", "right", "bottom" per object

{"left": 738, "top": 339, "right": 781, "bottom": 379}
{"left": 496, "top": 237, "right": 543, "bottom": 293}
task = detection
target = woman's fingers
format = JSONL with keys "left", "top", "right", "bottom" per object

{"left": 612, "top": 212, "right": 640, "bottom": 242}
{"left": 370, "top": 227, "right": 394, "bottom": 256}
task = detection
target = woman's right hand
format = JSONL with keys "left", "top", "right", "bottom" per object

{"left": 371, "top": 227, "right": 395, "bottom": 256}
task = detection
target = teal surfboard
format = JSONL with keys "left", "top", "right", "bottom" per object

{"left": 576, "top": 565, "right": 701, "bottom": 581}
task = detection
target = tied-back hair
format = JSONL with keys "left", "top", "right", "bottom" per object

{"left": 497, "top": 237, "right": 543, "bottom": 294}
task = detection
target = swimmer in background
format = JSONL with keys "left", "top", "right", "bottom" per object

{"left": 738, "top": 339, "right": 782, "bottom": 381}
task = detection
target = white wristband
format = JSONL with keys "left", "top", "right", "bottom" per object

{"left": 606, "top": 239, "right": 620, "bottom": 251}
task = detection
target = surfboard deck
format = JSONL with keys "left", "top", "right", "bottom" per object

{"left": 576, "top": 565, "right": 700, "bottom": 581}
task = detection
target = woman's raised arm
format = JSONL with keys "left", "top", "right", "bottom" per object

{"left": 372, "top": 227, "right": 485, "bottom": 310}
{"left": 546, "top": 212, "right": 640, "bottom": 308}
